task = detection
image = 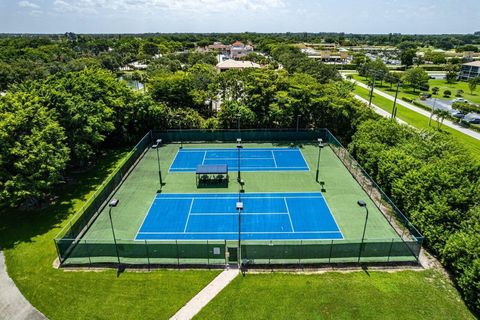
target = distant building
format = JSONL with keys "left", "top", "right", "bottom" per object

{"left": 459, "top": 61, "right": 480, "bottom": 80}
{"left": 230, "top": 41, "right": 254, "bottom": 60}
{"left": 215, "top": 60, "right": 261, "bottom": 72}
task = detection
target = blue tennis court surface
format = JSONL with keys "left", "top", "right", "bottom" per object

{"left": 169, "top": 148, "right": 309, "bottom": 172}
{"left": 135, "top": 192, "right": 343, "bottom": 241}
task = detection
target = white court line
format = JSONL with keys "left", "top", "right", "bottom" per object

{"left": 183, "top": 198, "right": 195, "bottom": 233}
{"left": 138, "top": 230, "right": 343, "bottom": 234}
{"left": 297, "top": 148, "right": 311, "bottom": 171}
{"left": 189, "top": 212, "right": 288, "bottom": 216}
{"left": 203, "top": 157, "right": 274, "bottom": 160}
{"left": 156, "top": 196, "right": 323, "bottom": 200}
{"left": 201, "top": 151, "right": 207, "bottom": 165}
{"left": 134, "top": 196, "right": 161, "bottom": 240}
{"left": 179, "top": 148, "right": 302, "bottom": 152}
{"left": 271, "top": 151, "right": 278, "bottom": 168}
{"left": 170, "top": 166, "right": 309, "bottom": 170}
{"left": 283, "top": 198, "right": 295, "bottom": 232}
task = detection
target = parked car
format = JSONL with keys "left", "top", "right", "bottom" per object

{"left": 450, "top": 110, "right": 465, "bottom": 119}
{"left": 419, "top": 93, "right": 431, "bottom": 100}
{"left": 463, "top": 113, "right": 480, "bottom": 124}
{"left": 453, "top": 98, "right": 468, "bottom": 103}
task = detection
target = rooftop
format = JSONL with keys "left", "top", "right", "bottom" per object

{"left": 463, "top": 61, "right": 480, "bottom": 67}
{"left": 216, "top": 59, "right": 261, "bottom": 69}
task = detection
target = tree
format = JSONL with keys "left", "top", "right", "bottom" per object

{"left": 141, "top": 42, "right": 159, "bottom": 56}
{"left": 432, "top": 87, "right": 440, "bottom": 95}
{"left": 444, "top": 90, "right": 452, "bottom": 97}
{"left": 0, "top": 92, "right": 69, "bottom": 207}
{"left": 217, "top": 101, "right": 256, "bottom": 129}
{"left": 400, "top": 49, "right": 417, "bottom": 67}
{"left": 150, "top": 71, "right": 194, "bottom": 108}
{"left": 433, "top": 109, "right": 450, "bottom": 129}
{"left": 445, "top": 64, "right": 458, "bottom": 84}
{"left": 468, "top": 77, "right": 479, "bottom": 94}
{"left": 402, "top": 67, "right": 429, "bottom": 93}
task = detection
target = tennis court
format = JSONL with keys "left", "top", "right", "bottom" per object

{"left": 169, "top": 147, "right": 309, "bottom": 172}
{"left": 135, "top": 192, "right": 343, "bottom": 241}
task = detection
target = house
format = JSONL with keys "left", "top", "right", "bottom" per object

{"left": 459, "top": 61, "right": 480, "bottom": 81}
{"left": 230, "top": 41, "right": 254, "bottom": 60}
{"left": 215, "top": 60, "right": 261, "bottom": 72}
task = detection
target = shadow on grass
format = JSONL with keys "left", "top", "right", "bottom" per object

{"left": 0, "top": 148, "right": 130, "bottom": 251}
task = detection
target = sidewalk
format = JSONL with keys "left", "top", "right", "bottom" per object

{"left": 353, "top": 94, "right": 408, "bottom": 126}
{"left": 170, "top": 268, "right": 239, "bottom": 320}
{"left": 350, "top": 78, "right": 480, "bottom": 140}
{"left": 0, "top": 252, "right": 47, "bottom": 320}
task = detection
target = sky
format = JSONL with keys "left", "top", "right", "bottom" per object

{"left": 0, "top": 0, "right": 479, "bottom": 34}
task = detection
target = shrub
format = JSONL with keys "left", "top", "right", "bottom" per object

{"left": 443, "top": 89, "right": 452, "bottom": 97}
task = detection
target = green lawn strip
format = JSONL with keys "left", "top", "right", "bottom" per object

{"left": 352, "top": 74, "right": 419, "bottom": 101}
{"left": 429, "top": 79, "right": 480, "bottom": 104}
{"left": 353, "top": 85, "right": 480, "bottom": 158}
{"left": 0, "top": 149, "right": 219, "bottom": 320}
{"left": 352, "top": 74, "right": 480, "bottom": 104}
{"left": 195, "top": 270, "right": 474, "bottom": 320}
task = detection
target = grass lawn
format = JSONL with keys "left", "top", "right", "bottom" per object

{"left": 195, "top": 270, "right": 474, "bottom": 320}
{"left": 429, "top": 79, "right": 480, "bottom": 104}
{"left": 0, "top": 149, "right": 219, "bottom": 320}
{"left": 353, "top": 85, "right": 480, "bottom": 159}
{"left": 352, "top": 74, "right": 419, "bottom": 102}
{"left": 352, "top": 74, "right": 480, "bottom": 104}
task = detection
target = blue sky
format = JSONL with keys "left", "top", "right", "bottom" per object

{"left": 0, "top": 0, "right": 479, "bottom": 34}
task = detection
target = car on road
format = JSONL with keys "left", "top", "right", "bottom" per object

{"left": 453, "top": 98, "right": 468, "bottom": 103}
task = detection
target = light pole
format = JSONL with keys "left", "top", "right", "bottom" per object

{"left": 296, "top": 115, "right": 301, "bottom": 132}
{"left": 176, "top": 115, "right": 183, "bottom": 149}
{"left": 315, "top": 138, "right": 324, "bottom": 183}
{"left": 357, "top": 200, "right": 369, "bottom": 263}
{"left": 429, "top": 95, "right": 437, "bottom": 127}
{"left": 236, "top": 200, "right": 244, "bottom": 268}
{"left": 236, "top": 113, "right": 241, "bottom": 132}
{"left": 392, "top": 81, "right": 400, "bottom": 119}
{"left": 154, "top": 139, "right": 163, "bottom": 191}
{"left": 108, "top": 198, "right": 120, "bottom": 266}
{"left": 368, "top": 73, "right": 377, "bottom": 107}
{"left": 236, "top": 138, "right": 242, "bottom": 182}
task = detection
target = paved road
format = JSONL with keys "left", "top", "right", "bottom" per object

{"left": 349, "top": 79, "right": 480, "bottom": 141}
{"left": 0, "top": 252, "right": 47, "bottom": 320}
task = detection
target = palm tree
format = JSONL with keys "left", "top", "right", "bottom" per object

{"left": 433, "top": 109, "right": 450, "bottom": 129}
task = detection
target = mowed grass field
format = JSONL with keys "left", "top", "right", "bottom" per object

{"left": 0, "top": 146, "right": 475, "bottom": 319}
{"left": 195, "top": 271, "right": 475, "bottom": 320}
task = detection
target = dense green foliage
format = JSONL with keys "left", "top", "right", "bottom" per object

{"left": 349, "top": 119, "right": 480, "bottom": 314}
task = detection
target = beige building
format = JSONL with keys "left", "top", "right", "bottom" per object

{"left": 215, "top": 60, "right": 261, "bottom": 72}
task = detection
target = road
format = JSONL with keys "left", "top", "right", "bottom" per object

{"left": 347, "top": 78, "right": 480, "bottom": 141}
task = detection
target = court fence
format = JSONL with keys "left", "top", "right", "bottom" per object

{"left": 54, "top": 129, "right": 423, "bottom": 267}
{"left": 57, "top": 238, "right": 420, "bottom": 267}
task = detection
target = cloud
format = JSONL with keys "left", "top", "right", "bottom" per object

{"left": 18, "top": 1, "right": 40, "bottom": 9}
{"left": 52, "top": 0, "right": 285, "bottom": 15}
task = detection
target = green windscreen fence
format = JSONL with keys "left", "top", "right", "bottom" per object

{"left": 54, "top": 129, "right": 423, "bottom": 267}
{"left": 152, "top": 129, "right": 327, "bottom": 143}
{"left": 58, "top": 238, "right": 419, "bottom": 266}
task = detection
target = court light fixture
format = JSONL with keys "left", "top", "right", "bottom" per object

{"left": 357, "top": 199, "right": 369, "bottom": 263}
{"left": 108, "top": 198, "right": 120, "bottom": 266}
